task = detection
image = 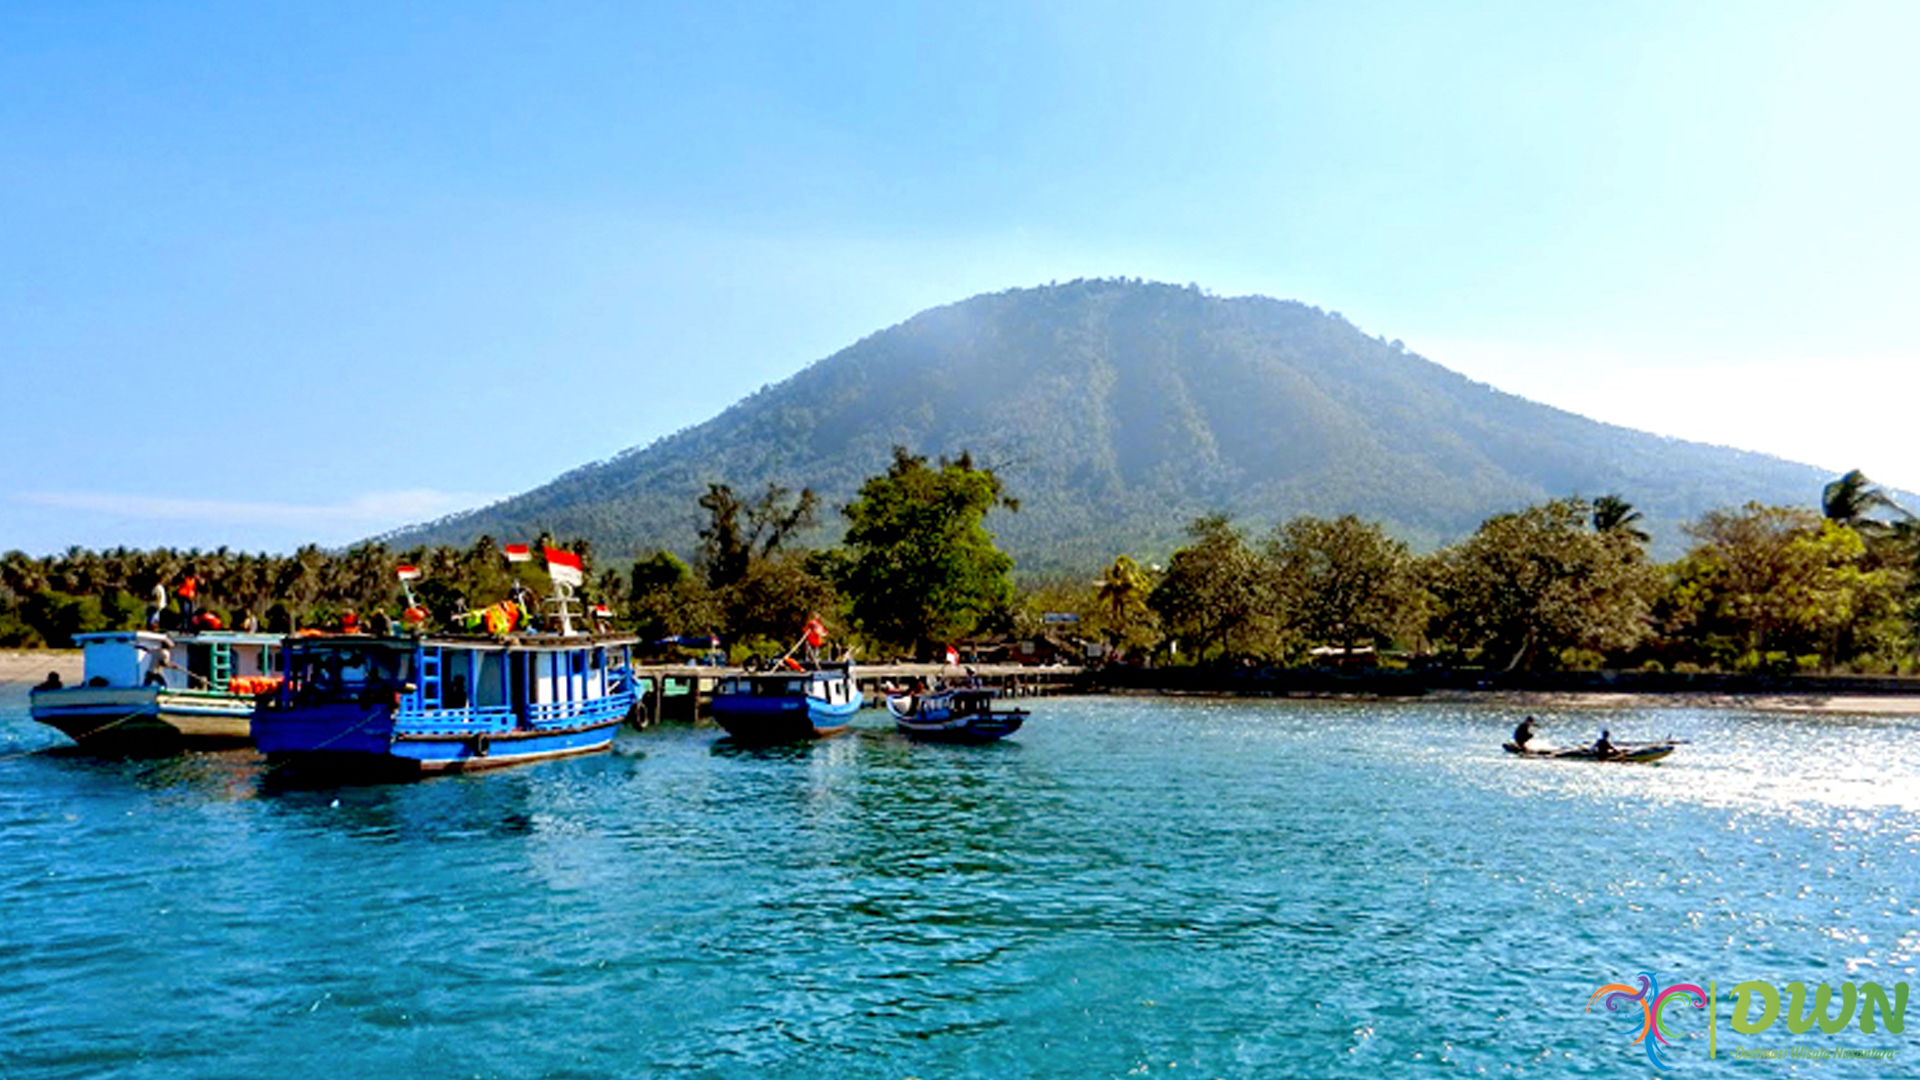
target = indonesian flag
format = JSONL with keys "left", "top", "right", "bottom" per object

{"left": 395, "top": 565, "right": 422, "bottom": 581}
{"left": 944, "top": 645, "right": 959, "bottom": 665}
{"left": 544, "top": 546, "right": 584, "bottom": 587}
{"left": 503, "top": 544, "right": 532, "bottom": 563}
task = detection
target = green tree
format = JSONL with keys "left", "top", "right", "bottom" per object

{"left": 1147, "top": 515, "right": 1273, "bottom": 662}
{"left": 837, "top": 447, "right": 1017, "bottom": 657}
{"left": 1670, "top": 503, "right": 1907, "bottom": 669}
{"left": 697, "top": 483, "right": 819, "bottom": 590}
{"left": 1264, "top": 514, "right": 1417, "bottom": 657}
{"left": 1428, "top": 498, "right": 1657, "bottom": 670}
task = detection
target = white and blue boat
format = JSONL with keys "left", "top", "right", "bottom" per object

{"left": 886, "top": 683, "right": 1027, "bottom": 744}
{"left": 254, "top": 630, "right": 639, "bottom": 775}
{"left": 708, "top": 661, "right": 861, "bottom": 745}
{"left": 30, "top": 630, "right": 285, "bottom": 751}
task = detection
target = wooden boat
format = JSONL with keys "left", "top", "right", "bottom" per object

{"left": 708, "top": 661, "right": 860, "bottom": 745}
{"left": 1503, "top": 740, "right": 1678, "bottom": 763}
{"left": 30, "top": 630, "right": 284, "bottom": 751}
{"left": 253, "top": 630, "right": 639, "bottom": 775}
{"left": 886, "top": 684, "right": 1027, "bottom": 743}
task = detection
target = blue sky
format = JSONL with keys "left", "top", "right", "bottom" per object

{"left": 4, "top": 0, "right": 1916, "bottom": 555}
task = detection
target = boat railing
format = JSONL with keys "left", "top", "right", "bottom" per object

{"left": 524, "top": 697, "right": 629, "bottom": 729}
{"left": 399, "top": 703, "right": 517, "bottom": 735}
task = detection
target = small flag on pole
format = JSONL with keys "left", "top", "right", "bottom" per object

{"left": 503, "top": 544, "right": 532, "bottom": 563}
{"left": 396, "top": 565, "right": 422, "bottom": 581}
{"left": 544, "top": 546, "right": 584, "bottom": 588}
{"left": 944, "top": 645, "right": 959, "bottom": 665}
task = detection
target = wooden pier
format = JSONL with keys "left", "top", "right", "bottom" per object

{"left": 630, "top": 662, "right": 1086, "bottom": 725}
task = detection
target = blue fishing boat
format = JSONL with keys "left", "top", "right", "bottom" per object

{"left": 30, "top": 630, "right": 285, "bottom": 751}
{"left": 254, "top": 630, "right": 639, "bottom": 775}
{"left": 886, "top": 683, "right": 1027, "bottom": 743}
{"left": 708, "top": 661, "right": 861, "bottom": 745}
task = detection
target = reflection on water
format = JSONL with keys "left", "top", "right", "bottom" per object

{"left": 1, "top": 695, "right": 1916, "bottom": 1078}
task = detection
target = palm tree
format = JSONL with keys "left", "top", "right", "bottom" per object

{"left": 1095, "top": 555, "right": 1149, "bottom": 647}
{"left": 1591, "top": 494, "right": 1650, "bottom": 544}
{"left": 1822, "top": 469, "right": 1907, "bottom": 529}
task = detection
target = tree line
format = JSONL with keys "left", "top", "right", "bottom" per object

{"left": 6, "top": 463, "right": 1918, "bottom": 675}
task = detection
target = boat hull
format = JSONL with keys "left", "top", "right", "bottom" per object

{"left": 31, "top": 686, "right": 257, "bottom": 750}
{"left": 256, "top": 698, "right": 633, "bottom": 776}
{"left": 708, "top": 696, "right": 859, "bottom": 745}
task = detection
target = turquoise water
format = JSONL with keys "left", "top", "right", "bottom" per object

{"left": 3, "top": 683, "right": 1917, "bottom": 1078}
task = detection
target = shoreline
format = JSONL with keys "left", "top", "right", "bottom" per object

{"left": 8, "top": 648, "right": 1920, "bottom": 714}
{"left": 0, "top": 649, "right": 80, "bottom": 688}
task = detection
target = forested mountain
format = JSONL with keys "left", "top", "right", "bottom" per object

{"left": 387, "top": 279, "right": 1833, "bottom": 570}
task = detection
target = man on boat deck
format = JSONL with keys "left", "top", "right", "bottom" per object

{"left": 176, "top": 571, "right": 199, "bottom": 627}
{"left": 1512, "top": 716, "right": 1536, "bottom": 748}
{"left": 147, "top": 579, "right": 166, "bottom": 629}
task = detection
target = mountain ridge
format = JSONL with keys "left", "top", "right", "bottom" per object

{"left": 387, "top": 279, "right": 1834, "bottom": 569}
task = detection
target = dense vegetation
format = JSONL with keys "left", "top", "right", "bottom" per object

{"left": 8, "top": 466, "right": 1920, "bottom": 678}
{"left": 385, "top": 278, "right": 1847, "bottom": 572}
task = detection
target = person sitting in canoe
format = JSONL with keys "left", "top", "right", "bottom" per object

{"left": 1592, "top": 729, "right": 1617, "bottom": 757}
{"left": 1512, "top": 716, "right": 1536, "bottom": 748}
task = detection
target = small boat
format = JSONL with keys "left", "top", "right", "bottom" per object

{"left": 886, "top": 684, "right": 1027, "bottom": 743}
{"left": 253, "top": 630, "right": 640, "bottom": 776}
{"left": 30, "top": 630, "right": 285, "bottom": 751}
{"left": 708, "top": 661, "right": 860, "bottom": 745}
{"left": 1503, "top": 741, "right": 1678, "bottom": 763}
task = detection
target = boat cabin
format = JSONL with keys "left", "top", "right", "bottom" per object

{"left": 72, "top": 630, "right": 283, "bottom": 693}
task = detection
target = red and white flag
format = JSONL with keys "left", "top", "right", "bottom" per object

{"left": 395, "top": 565, "right": 422, "bottom": 581}
{"left": 944, "top": 645, "right": 959, "bottom": 665}
{"left": 503, "top": 544, "right": 532, "bottom": 563}
{"left": 544, "top": 546, "right": 584, "bottom": 587}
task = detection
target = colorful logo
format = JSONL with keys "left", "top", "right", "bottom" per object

{"left": 1587, "top": 971, "right": 1709, "bottom": 1068}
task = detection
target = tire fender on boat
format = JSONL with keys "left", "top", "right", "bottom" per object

{"left": 471, "top": 732, "right": 491, "bottom": 758}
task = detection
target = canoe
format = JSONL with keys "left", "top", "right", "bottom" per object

{"left": 1503, "top": 741, "right": 1678, "bottom": 763}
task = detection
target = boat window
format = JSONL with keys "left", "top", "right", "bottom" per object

{"left": 474, "top": 651, "right": 505, "bottom": 708}
{"left": 289, "top": 643, "right": 414, "bottom": 705}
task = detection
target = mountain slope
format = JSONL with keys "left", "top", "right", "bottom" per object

{"left": 388, "top": 279, "right": 1833, "bottom": 569}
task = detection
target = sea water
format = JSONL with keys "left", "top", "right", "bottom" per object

{"left": 2, "top": 683, "right": 1917, "bottom": 1079}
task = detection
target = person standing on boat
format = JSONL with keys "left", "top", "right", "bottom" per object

{"left": 1512, "top": 716, "right": 1536, "bottom": 748}
{"left": 175, "top": 571, "right": 199, "bottom": 628}
{"left": 147, "top": 578, "right": 167, "bottom": 630}
{"left": 802, "top": 614, "right": 827, "bottom": 664}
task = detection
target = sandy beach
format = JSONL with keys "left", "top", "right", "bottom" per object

{"left": 0, "top": 650, "right": 81, "bottom": 690}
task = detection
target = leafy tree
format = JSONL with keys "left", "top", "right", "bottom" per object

{"left": 1670, "top": 503, "right": 1907, "bottom": 669}
{"left": 697, "top": 483, "right": 819, "bottom": 590}
{"left": 1147, "top": 515, "right": 1274, "bottom": 662}
{"left": 1428, "top": 498, "right": 1657, "bottom": 670}
{"left": 837, "top": 447, "right": 1017, "bottom": 656}
{"left": 1264, "top": 514, "right": 1417, "bottom": 656}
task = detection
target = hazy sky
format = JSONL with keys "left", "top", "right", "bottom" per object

{"left": 5, "top": 0, "right": 1915, "bottom": 555}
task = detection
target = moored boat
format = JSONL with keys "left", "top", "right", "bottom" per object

{"left": 886, "top": 683, "right": 1027, "bottom": 743}
{"left": 30, "top": 630, "right": 284, "bottom": 751}
{"left": 254, "top": 630, "right": 639, "bottom": 775}
{"left": 1502, "top": 741, "right": 1678, "bottom": 763}
{"left": 708, "top": 661, "right": 861, "bottom": 745}
{"left": 252, "top": 546, "right": 639, "bottom": 776}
